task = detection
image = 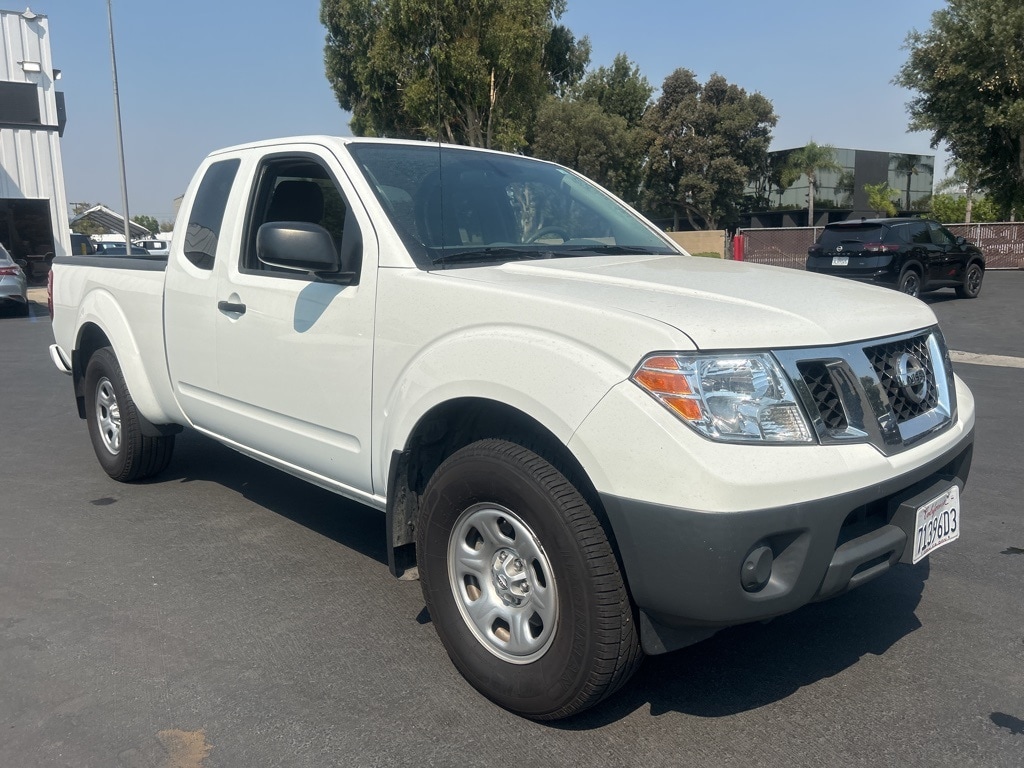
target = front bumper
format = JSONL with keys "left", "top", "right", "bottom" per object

{"left": 601, "top": 427, "right": 974, "bottom": 655}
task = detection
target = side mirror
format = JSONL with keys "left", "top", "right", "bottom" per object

{"left": 256, "top": 221, "right": 341, "bottom": 275}
{"left": 955, "top": 236, "right": 966, "bottom": 246}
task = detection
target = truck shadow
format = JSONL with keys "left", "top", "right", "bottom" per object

{"left": 155, "top": 430, "right": 929, "bottom": 725}
{"left": 561, "top": 562, "right": 928, "bottom": 727}
{"left": 155, "top": 430, "right": 390, "bottom": 567}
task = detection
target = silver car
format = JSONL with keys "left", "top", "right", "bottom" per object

{"left": 0, "top": 243, "right": 29, "bottom": 316}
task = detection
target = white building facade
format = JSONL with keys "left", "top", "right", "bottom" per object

{"left": 0, "top": 7, "right": 70, "bottom": 269}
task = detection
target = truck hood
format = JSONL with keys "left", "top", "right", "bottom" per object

{"left": 440, "top": 254, "right": 938, "bottom": 349}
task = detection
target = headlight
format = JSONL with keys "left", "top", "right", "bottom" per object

{"left": 631, "top": 353, "right": 814, "bottom": 443}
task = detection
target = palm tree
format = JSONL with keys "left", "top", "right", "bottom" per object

{"left": 936, "top": 160, "right": 983, "bottom": 223}
{"left": 781, "top": 142, "right": 842, "bottom": 226}
{"left": 890, "top": 154, "right": 935, "bottom": 211}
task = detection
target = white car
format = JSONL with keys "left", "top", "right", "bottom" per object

{"left": 134, "top": 239, "right": 170, "bottom": 257}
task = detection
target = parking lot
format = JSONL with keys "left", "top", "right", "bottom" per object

{"left": 1, "top": 274, "right": 1022, "bottom": 767}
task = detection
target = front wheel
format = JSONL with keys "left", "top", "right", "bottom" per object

{"left": 84, "top": 347, "right": 175, "bottom": 482}
{"left": 955, "top": 262, "right": 984, "bottom": 298}
{"left": 898, "top": 268, "right": 922, "bottom": 298}
{"left": 417, "top": 439, "right": 642, "bottom": 720}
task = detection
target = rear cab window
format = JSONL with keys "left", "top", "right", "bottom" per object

{"left": 183, "top": 159, "right": 240, "bottom": 270}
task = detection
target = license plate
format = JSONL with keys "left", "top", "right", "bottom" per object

{"left": 912, "top": 485, "right": 960, "bottom": 563}
{"left": 831, "top": 256, "right": 849, "bottom": 266}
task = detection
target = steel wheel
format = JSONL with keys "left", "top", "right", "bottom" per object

{"left": 448, "top": 502, "right": 558, "bottom": 664}
{"left": 94, "top": 376, "right": 122, "bottom": 455}
{"left": 417, "top": 439, "right": 642, "bottom": 720}
{"left": 84, "top": 347, "right": 175, "bottom": 482}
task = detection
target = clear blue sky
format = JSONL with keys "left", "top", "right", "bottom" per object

{"left": 29, "top": 0, "right": 947, "bottom": 225}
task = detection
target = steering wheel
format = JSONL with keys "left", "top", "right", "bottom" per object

{"left": 525, "top": 226, "right": 572, "bottom": 244}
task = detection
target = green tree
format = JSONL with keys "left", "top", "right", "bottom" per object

{"left": 576, "top": 53, "right": 651, "bottom": 127}
{"left": 744, "top": 151, "right": 789, "bottom": 210}
{"left": 131, "top": 215, "right": 159, "bottom": 235}
{"left": 930, "top": 192, "right": 1001, "bottom": 222}
{"left": 530, "top": 54, "right": 651, "bottom": 203}
{"left": 896, "top": 0, "right": 1024, "bottom": 212}
{"left": 864, "top": 182, "right": 899, "bottom": 216}
{"left": 780, "top": 141, "right": 841, "bottom": 225}
{"left": 935, "top": 160, "right": 986, "bottom": 223}
{"left": 642, "top": 69, "right": 776, "bottom": 230}
{"left": 320, "top": 0, "right": 589, "bottom": 151}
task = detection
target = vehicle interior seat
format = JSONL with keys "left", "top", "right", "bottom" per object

{"left": 266, "top": 180, "right": 325, "bottom": 225}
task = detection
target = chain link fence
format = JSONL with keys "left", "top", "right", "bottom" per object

{"left": 740, "top": 222, "right": 1024, "bottom": 270}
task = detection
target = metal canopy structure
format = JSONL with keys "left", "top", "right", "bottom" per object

{"left": 69, "top": 204, "right": 151, "bottom": 238}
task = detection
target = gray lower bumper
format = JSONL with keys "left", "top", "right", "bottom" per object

{"left": 601, "top": 429, "right": 974, "bottom": 655}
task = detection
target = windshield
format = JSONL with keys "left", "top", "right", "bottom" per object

{"left": 348, "top": 143, "right": 676, "bottom": 267}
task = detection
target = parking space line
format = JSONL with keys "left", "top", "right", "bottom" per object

{"left": 950, "top": 351, "right": 1024, "bottom": 369}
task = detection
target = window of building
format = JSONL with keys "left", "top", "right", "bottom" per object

{"left": 0, "top": 82, "right": 41, "bottom": 125}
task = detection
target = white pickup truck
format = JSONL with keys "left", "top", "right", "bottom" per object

{"left": 49, "top": 136, "right": 975, "bottom": 720}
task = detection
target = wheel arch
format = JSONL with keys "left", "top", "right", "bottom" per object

{"left": 899, "top": 259, "right": 924, "bottom": 278}
{"left": 384, "top": 397, "right": 618, "bottom": 582}
{"left": 73, "top": 319, "right": 181, "bottom": 437}
{"left": 72, "top": 321, "right": 112, "bottom": 418}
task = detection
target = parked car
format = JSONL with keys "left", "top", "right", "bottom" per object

{"left": 93, "top": 244, "right": 152, "bottom": 256}
{"left": 134, "top": 239, "right": 170, "bottom": 257}
{"left": 806, "top": 217, "right": 985, "bottom": 299}
{"left": 0, "top": 242, "right": 29, "bottom": 316}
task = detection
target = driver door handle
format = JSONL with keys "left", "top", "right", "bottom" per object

{"left": 218, "top": 300, "right": 246, "bottom": 315}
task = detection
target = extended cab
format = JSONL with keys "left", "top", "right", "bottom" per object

{"left": 49, "top": 137, "right": 975, "bottom": 720}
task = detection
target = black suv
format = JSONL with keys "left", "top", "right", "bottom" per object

{"left": 806, "top": 218, "right": 985, "bottom": 299}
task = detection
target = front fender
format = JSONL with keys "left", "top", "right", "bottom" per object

{"left": 374, "top": 324, "right": 637, "bottom": 492}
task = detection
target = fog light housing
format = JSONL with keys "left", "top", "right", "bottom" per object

{"left": 741, "top": 544, "right": 773, "bottom": 592}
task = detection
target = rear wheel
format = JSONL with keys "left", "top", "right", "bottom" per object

{"left": 955, "top": 262, "right": 984, "bottom": 298}
{"left": 898, "top": 268, "right": 921, "bottom": 298}
{"left": 417, "top": 439, "right": 642, "bottom": 720}
{"left": 84, "top": 347, "right": 175, "bottom": 482}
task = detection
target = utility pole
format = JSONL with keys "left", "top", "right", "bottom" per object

{"left": 106, "top": 0, "right": 132, "bottom": 247}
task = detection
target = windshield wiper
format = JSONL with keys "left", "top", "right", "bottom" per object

{"left": 558, "top": 244, "right": 674, "bottom": 256}
{"left": 430, "top": 248, "right": 552, "bottom": 266}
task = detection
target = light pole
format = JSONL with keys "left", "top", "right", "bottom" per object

{"left": 106, "top": 0, "right": 132, "bottom": 247}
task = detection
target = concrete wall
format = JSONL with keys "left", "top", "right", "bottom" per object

{"left": 666, "top": 230, "right": 726, "bottom": 257}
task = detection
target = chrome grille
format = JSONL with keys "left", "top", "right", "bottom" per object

{"left": 864, "top": 335, "right": 938, "bottom": 423}
{"left": 775, "top": 327, "right": 955, "bottom": 456}
{"left": 797, "top": 361, "right": 847, "bottom": 430}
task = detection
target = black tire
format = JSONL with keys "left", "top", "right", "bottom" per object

{"left": 898, "top": 268, "right": 922, "bottom": 298}
{"left": 955, "top": 262, "right": 984, "bottom": 299}
{"left": 417, "top": 438, "right": 642, "bottom": 720}
{"left": 84, "top": 347, "right": 175, "bottom": 482}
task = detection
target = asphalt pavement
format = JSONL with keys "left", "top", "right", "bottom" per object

{"left": 1, "top": 274, "right": 1022, "bottom": 767}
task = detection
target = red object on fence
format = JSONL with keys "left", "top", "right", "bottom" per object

{"left": 732, "top": 234, "right": 745, "bottom": 261}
